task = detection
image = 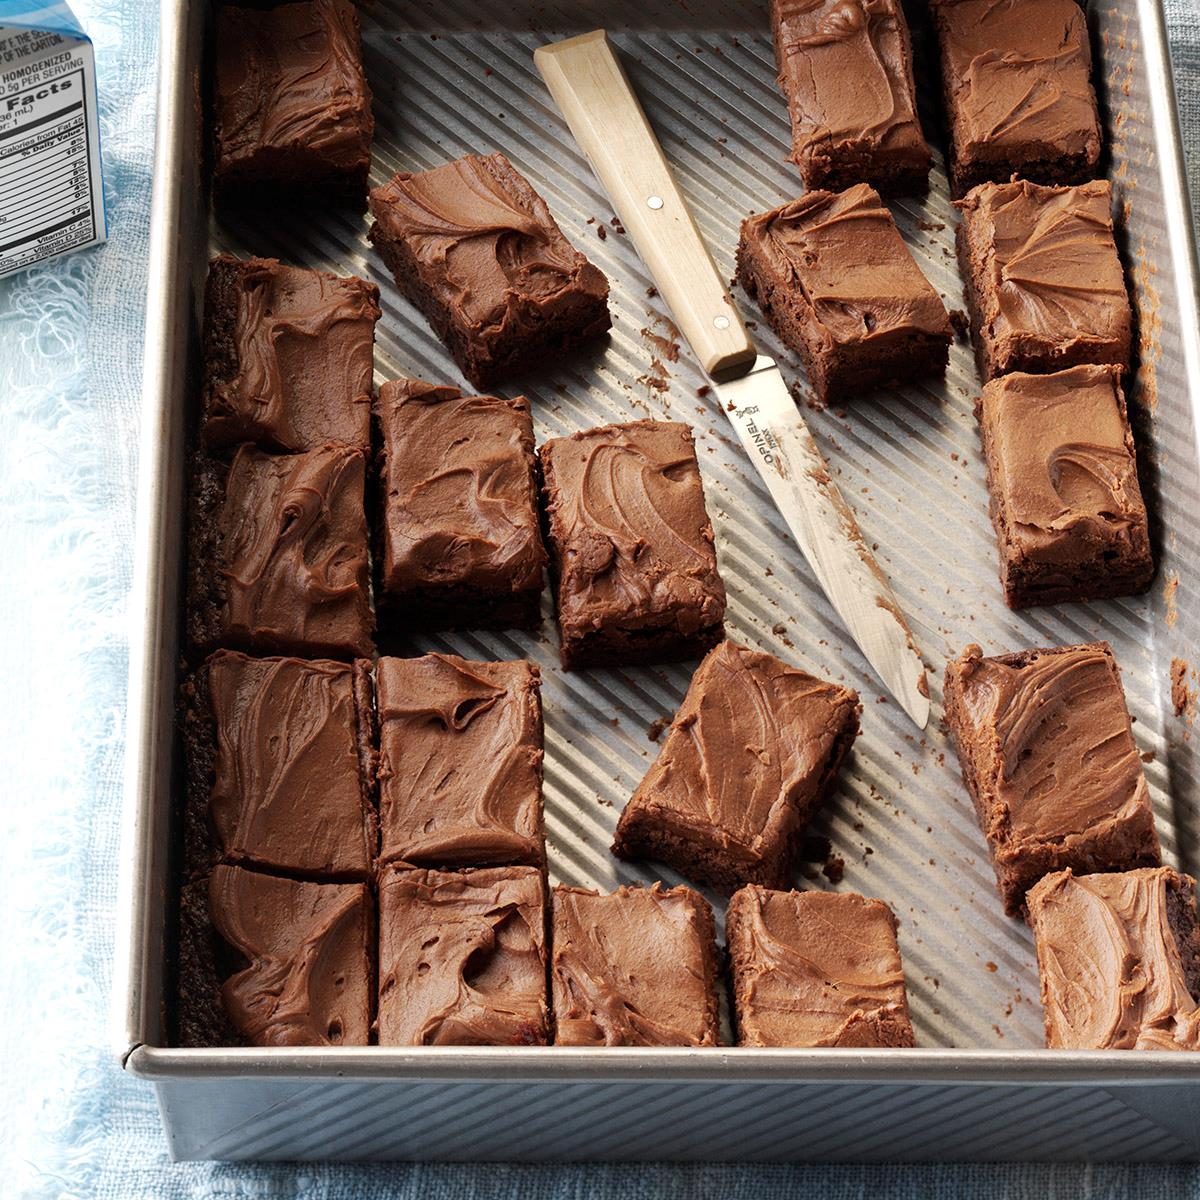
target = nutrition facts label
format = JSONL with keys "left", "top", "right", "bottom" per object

{"left": 0, "top": 28, "right": 105, "bottom": 278}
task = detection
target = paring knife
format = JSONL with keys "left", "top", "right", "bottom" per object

{"left": 535, "top": 30, "right": 930, "bottom": 729}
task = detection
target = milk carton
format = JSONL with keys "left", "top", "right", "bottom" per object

{"left": 0, "top": 0, "right": 106, "bottom": 278}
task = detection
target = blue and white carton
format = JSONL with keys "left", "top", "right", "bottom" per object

{"left": 0, "top": 0, "right": 106, "bottom": 278}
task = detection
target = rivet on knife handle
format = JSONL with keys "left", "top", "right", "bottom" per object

{"left": 535, "top": 29, "right": 930, "bottom": 728}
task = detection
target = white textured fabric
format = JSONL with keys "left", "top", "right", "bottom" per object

{"left": 1, "top": 0, "right": 1199, "bottom": 1195}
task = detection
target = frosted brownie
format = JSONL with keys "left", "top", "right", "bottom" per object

{"left": 612, "top": 640, "right": 860, "bottom": 891}
{"left": 944, "top": 642, "right": 1161, "bottom": 916}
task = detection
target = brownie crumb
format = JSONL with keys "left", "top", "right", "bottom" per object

{"left": 822, "top": 855, "right": 845, "bottom": 884}
{"left": 985, "top": 961, "right": 998, "bottom": 973}
{"left": 597, "top": 225, "right": 607, "bottom": 240}
{"left": 647, "top": 716, "right": 670, "bottom": 743}
{"left": 949, "top": 308, "right": 970, "bottom": 339}
{"left": 696, "top": 384, "right": 711, "bottom": 398}
{"left": 1171, "top": 657, "right": 1196, "bottom": 721}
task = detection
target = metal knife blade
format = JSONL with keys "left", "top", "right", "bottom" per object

{"left": 718, "top": 356, "right": 930, "bottom": 727}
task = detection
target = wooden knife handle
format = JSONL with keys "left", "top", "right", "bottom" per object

{"left": 535, "top": 30, "right": 756, "bottom": 379}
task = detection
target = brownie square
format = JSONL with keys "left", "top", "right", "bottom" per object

{"left": 726, "top": 887, "right": 916, "bottom": 1048}
{"left": 930, "top": 0, "right": 1102, "bottom": 197}
{"left": 538, "top": 420, "right": 727, "bottom": 669}
{"left": 976, "top": 365, "right": 1153, "bottom": 609}
{"left": 213, "top": 0, "right": 373, "bottom": 202}
{"left": 185, "top": 864, "right": 373, "bottom": 1047}
{"left": 375, "top": 379, "right": 546, "bottom": 630}
{"left": 551, "top": 884, "right": 719, "bottom": 1047}
{"left": 770, "top": 0, "right": 930, "bottom": 193}
{"left": 612, "top": 640, "right": 860, "bottom": 892}
{"left": 376, "top": 866, "right": 549, "bottom": 1045}
{"left": 187, "top": 443, "right": 374, "bottom": 660}
{"left": 202, "top": 255, "right": 380, "bottom": 455}
{"left": 737, "top": 184, "right": 952, "bottom": 405}
{"left": 943, "top": 642, "right": 1161, "bottom": 917}
{"left": 368, "top": 153, "right": 611, "bottom": 388}
{"left": 1028, "top": 867, "right": 1200, "bottom": 1050}
{"left": 181, "top": 650, "right": 377, "bottom": 881}
{"left": 956, "top": 179, "right": 1131, "bottom": 380}
{"left": 376, "top": 654, "right": 544, "bottom": 869}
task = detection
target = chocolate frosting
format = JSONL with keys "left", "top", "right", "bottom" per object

{"left": 368, "top": 152, "right": 609, "bottom": 349}
{"left": 218, "top": 443, "right": 373, "bottom": 658}
{"left": 772, "top": 0, "right": 929, "bottom": 172}
{"left": 207, "top": 651, "right": 373, "bottom": 878}
{"left": 540, "top": 420, "right": 726, "bottom": 640}
{"left": 551, "top": 884, "right": 718, "bottom": 1047}
{"left": 622, "top": 640, "right": 859, "bottom": 874}
{"left": 209, "top": 864, "right": 371, "bottom": 1047}
{"left": 960, "top": 179, "right": 1129, "bottom": 358}
{"left": 931, "top": 0, "right": 1101, "bottom": 165}
{"left": 741, "top": 185, "right": 952, "bottom": 349}
{"left": 215, "top": 0, "right": 373, "bottom": 176}
{"left": 952, "top": 643, "right": 1153, "bottom": 848}
{"left": 727, "top": 887, "right": 914, "bottom": 1047}
{"left": 377, "top": 867, "right": 548, "bottom": 1046}
{"left": 376, "top": 654, "right": 543, "bottom": 867}
{"left": 376, "top": 379, "right": 546, "bottom": 596}
{"left": 980, "top": 365, "right": 1150, "bottom": 570}
{"left": 204, "top": 255, "right": 379, "bottom": 453}
{"left": 1028, "top": 868, "right": 1200, "bottom": 1051}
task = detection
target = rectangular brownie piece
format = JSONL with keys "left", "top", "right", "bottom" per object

{"left": 612, "top": 640, "right": 860, "bottom": 891}
{"left": 202, "top": 255, "right": 379, "bottom": 455}
{"left": 213, "top": 0, "right": 373, "bottom": 202}
{"left": 181, "top": 651, "right": 377, "bottom": 881}
{"left": 376, "top": 654, "right": 544, "bottom": 869}
{"left": 551, "top": 884, "right": 719, "bottom": 1047}
{"left": 376, "top": 866, "right": 549, "bottom": 1045}
{"left": 956, "top": 179, "right": 1131, "bottom": 380}
{"left": 943, "top": 642, "right": 1161, "bottom": 917}
{"left": 976, "top": 365, "right": 1153, "bottom": 609}
{"left": 538, "top": 419, "right": 727, "bottom": 669}
{"left": 770, "top": 0, "right": 930, "bottom": 193}
{"left": 930, "top": 0, "right": 1102, "bottom": 197}
{"left": 1027, "top": 867, "right": 1200, "bottom": 1050}
{"left": 726, "top": 886, "right": 916, "bottom": 1048}
{"left": 178, "top": 864, "right": 373, "bottom": 1047}
{"left": 375, "top": 378, "right": 546, "bottom": 630}
{"left": 187, "top": 443, "right": 374, "bottom": 660}
{"left": 737, "top": 184, "right": 952, "bottom": 405}
{"left": 368, "top": 153, "right": 610, "bottom": 388}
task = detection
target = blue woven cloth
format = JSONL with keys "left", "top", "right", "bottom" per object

{"left": 2, "top": 0, "right": 1199, "bottom": 1195}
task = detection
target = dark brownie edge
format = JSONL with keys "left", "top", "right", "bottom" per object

{"left": 185, "top": 454, "right": 230, "bottom": 661}
{"left": 1167, "top": 873, "right": 1200, "bottom": 1003}
{"left": 175, "top": 875, "right": 244, "bottom": 1048}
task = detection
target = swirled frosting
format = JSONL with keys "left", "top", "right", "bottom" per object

{"left": 377, "top": 867, "right": 548, "bottom": 1046}
{"left": 741, "top": 183, "right": 952, "bottom": 350}
{"left": 376, "top": 654, "right": 543, "bottom": 868}
{"left": 726, "top": 886, "right": 915, "bottom": 1047}
{"left": 945, "top": 642, "right": 1160, "bottom": 913}
{"left": 214, "top": 0, "right": 373, "bottom": 184}
{"left": 931, "top": 0, "right": 1101, "bottom": 180}
{"left": 612, "top": 639, "right": 860, "bottom": 889}
{"left": 206, "top": 650, "right": 374, "bottom": 878}
{"left": 203, "top": 255, "right": 379, "bottom": 454}
{"left": 209, "top": 864, "right": 371, "bottom": 1047}
{"left": 1028, "top": 868, "right": 1200, "bottom": 1051}
{"left": 376, "top": 379, "right": 546, "bottom": 599}
{"left": 551, "top": 884, "right": 719, "bottom": 1047}
{"left": 959, "top": 179, "right": 1130, "bottom": 374}
{"left": 217, "top": 443, "right": 373, "bottom": 659}
{"left": 368, "top": 153, "right": 610, "bottom": 384}
{"left": 771, "top": 0, "right": 930, "bottom": 187}
{"left": 979, "top": 365, "right": 1151, "bottom": 583}
{"left": 540, "top": 420, "right": 726, "bottom": 661}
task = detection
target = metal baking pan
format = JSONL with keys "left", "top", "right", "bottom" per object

{"left": 116, "top": 0, "right": 1200, "bottom": 1161}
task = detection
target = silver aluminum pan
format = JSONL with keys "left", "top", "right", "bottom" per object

{"left": 116, "top": 0, "right": 1200, "bottom": 1161}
